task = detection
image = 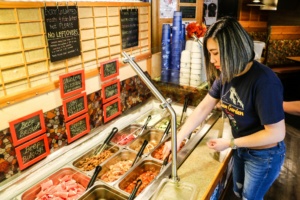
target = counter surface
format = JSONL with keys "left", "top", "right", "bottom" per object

{"left": 178, "top": 118, "right": 232, "bottom": 200}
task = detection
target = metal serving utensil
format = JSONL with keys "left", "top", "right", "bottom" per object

{"left": 128, "top": 179, "right": 142, "bottom": 200}
{"left": 159, "top": 120, "right": 171, "bottom": 143}
{"left": 131, "top": 140, "right": 148, "bottom": 167}
{"left": 136, "top": 115, "right": 151, "bottom": 136}
{"left": 94, "top": 127, "right": 118, "bottom": 156}
{"left": 86, "top": 165, "right": 102, "bottom": 190}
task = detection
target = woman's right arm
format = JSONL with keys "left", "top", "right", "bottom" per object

{"left": 163, "top": 93, "right": 219, "bottom": 158}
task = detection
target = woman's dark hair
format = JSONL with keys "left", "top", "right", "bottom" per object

{"left": 203, "top": 16, "right": 255, "bottom": 84}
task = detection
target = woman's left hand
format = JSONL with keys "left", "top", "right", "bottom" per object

{"left": 207, "top": 138, "right": 230, "bottom": 151}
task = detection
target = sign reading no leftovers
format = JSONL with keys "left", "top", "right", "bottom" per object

{"left": 44, "top": 6, "right": 81, "bottom": 62}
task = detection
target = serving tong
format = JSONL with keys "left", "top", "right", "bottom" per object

{"left": 131, "top": 140, "right": 148, "bottom": 167}
{"left": 159, "top": 120, "right": 171, "bottom": 143}
{"left": 86, "top": 165, "right": 102, "bottom": 190}
{"left": 93, "top": 127, "right": 118, "bottom": 156}
{"left": 128, "top": 179, "right": 142, "bottom": 200}
{"left": 136, "top": 115, "right": 151, "bottom": 136}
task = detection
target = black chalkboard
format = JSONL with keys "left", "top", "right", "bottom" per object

{"left": 63, "top": 93, "right": 88, "bottom": 121}
{"left": 103, "top": 98, "right": 122, "bottom": 123}
{"left": 105, "top": 83, "right": 118, "bottom": 99}
{"left": 180, "top": 6, "right": 196, "bottom": 18}
{"left": 15, "top": 134, "right": 50, "bottom": 170}
{"left": 100, "top": 59, "right": 119, "bottom": 81}
{"left": 66, "top": 113, "right": 90, "bottom": 143}
{"left": 44, "top": 6, "right": 81, "bottom": 62}
{"left": 120, "top": 9, "right": 139, "bottom": 49}
{"left": 9, "top": 110, "right": 46, "bottom": 146}
{"left": 20, "top": 139, "right": 46, "bottom": 164}
{"left": 59, "top": 70, "right": 85, "bottom": 98}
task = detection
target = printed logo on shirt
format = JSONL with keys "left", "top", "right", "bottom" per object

{"left": 221, "top": 87, "right": 244, "bottom": 130}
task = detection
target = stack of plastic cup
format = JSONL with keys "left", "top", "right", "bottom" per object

{"left": 161, "top": 24, "right": 171, "bottom": 82}
{"left": 181, "top": 24, "right": 186, "bottom": 51}
{"left": 170, "top": 11, "right": 182, "bottom": 84}
{"left": 180, "top": 50, "right": 191, "bottom": 86}
{"left": 190, "top": 41, "right": 202, "bottom": 87}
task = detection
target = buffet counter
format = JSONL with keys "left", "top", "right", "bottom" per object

{"left": 0, "top": 99, "right": 233, "bottom": 200}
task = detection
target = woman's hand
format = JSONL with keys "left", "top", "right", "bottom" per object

{"left": 207, "top": 138, "right": 230, "bottom": 151}
{"left": 162, "top": 141, "right": 172, "bottom": 159}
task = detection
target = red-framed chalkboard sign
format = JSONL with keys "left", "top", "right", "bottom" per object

{"left": 103, "top": 98, "right": 122, "bottom": 123}
{"left": 59, "top": 70, "right": 85, "bottom": 99}
{"left": 100, "top": 58, "right": 119, "bottom": 81}
{"left": 15, "top": 134, "right": 50, "bottom": 170}
{"left": 101, "top": 79, "right": 121, "bottom": 104}
{"left": 9, "top": 110, "right": 46, "bottom": 147}
{"left": 63, "top": 92, "right": 88, "bottom": 122}
{"left": 66, "top": 113, "right": 90, "bottom": 143}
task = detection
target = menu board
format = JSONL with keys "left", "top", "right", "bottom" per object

{"left": 102, "top": 79, "right": 120, "bottom": 103}
{"left": 44, "top": 6, "right": 81, "bottom": 62}
{"left": 9, "top": 110, "right": 46, "bottom": 146}
{"left": 180, "top": 6, "right": 196, "bottom": 18}
{"left": 103, "top": 98, "right": 122, "bottom": 123}
{"left": 66, "top": 113, "right": 90, "bottom": 143}
{"left": 59, "top": 70, "right": 85, "bottom": 99}
{"left": 15, "top": 134, "right": 50, "bottom": 170}
{"left": 180, "top": 0, "right": 196, "bottom": 2}
{"left": 120, "top": 8, "right": 139, "bottom": 49}
{"left": 100, "top": 59, "right": 119, "bottom": 81}
{"left": 63, "top": 92, "right": 88, "bottom": 121}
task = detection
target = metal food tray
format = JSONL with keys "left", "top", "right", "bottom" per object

{"left": 128, "top": 129, "right": 164, "bottom": 156}
{"left": 21, "top": 167, "right": 90, "bottom": 200}
{"left": 133, "top": 108, "right": 169, "bottom": 128}
{"left": 78, "top": 184, "right": 129, "bottom": 200}
{"left": 96, "top": 150, "right": 138, "bottom": 185}
{"left": 110, "top": 124, "right": 142, "bottom": 146}
{"left": 72, "top": 144, "right": 120, "bottom": 173}
{"left": 116, "top": 159, "right": 161, "bottom": 197}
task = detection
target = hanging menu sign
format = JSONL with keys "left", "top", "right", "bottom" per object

{"left": 180, "top": 6, "right": 196, "bottom": 18}
{"left": 63, "top": 92, "right": 88, "bottom": 121}
{"left": 103, "top": 98, "right": 122, "bottom": 123}
{"left": 66, "top": 113, "right": 90, "bottom": 143}
{"left": 44, "top": 6, "right": 81, "bottom": 62}
{"left": 120, "top": 8, "right": 139, "bottom": 49}
{"left": 9, "top": 110, "right": 46, "bottom": 147}
{"left": 59, "top": 70, "right": 85, "bottom": 99}
{"left": 15, "top": 134, "right": 50, "bottom": 170}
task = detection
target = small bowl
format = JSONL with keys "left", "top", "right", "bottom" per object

{"left": 180, "top": 67, "right": 190, "bottom": 73}
{"left": 190, "top": 74, "right": 201, "bottom": 80}
{"left": 180, "top": 62, "right": 191, "bottom": 69}
{"left": 191, "top": 52, "right": 202, "bottom": 59}
{"left": 180, "top": 72, "right": 190, "bottom": 79}
{"left": 190, "top": 63, "right": 202, "bottom": 69}
{"left": 190, "top": 68, "right": 201, "bottom": 74}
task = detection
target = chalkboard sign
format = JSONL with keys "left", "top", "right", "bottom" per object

{"left": 180, "top": 6, "right": 196, "bottom": 18}
{"left": 63, "top": 92, "right": 88, "bottom": 121}
{"left": 120, "top": 8, "right": 139, "bottom": 49}
{"left": 102, "top": 79, "right": 121, "bottom": 103}
{"left": 44, "top": 6, "right": 81, "bottom": 62}
{"left": 66, "top": 113, "right": 90, "bottom": 143}
{"left": 59, "top": 70, "right": 85, "bottom": 99}
{"left": 9, "top": 110, "right": 46, "bottom": 147}
{"left": 103, "top": 98, "right": 122, "bottom": 123}
{"left": 15, "top": 134, "right": 50, "bottom": 170}
{"left": 100, "top": 59, "right": 119, "bottom": 81}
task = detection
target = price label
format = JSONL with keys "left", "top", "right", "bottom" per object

{"left": 102, "top": 79, "right": 121, "bottom": 103}
{"left": 103, "top": 98, "right": 122, "bottom": 123}
{"left": 100, "top": 59, "right": 119, "bottom": 81}
{"left": 15, "top": 134, "right": 50, "bottom": 170}
{"left": 59, "top": 70, "right": 85, "bottom": 99}
{"left": 66, "top": 113, "right": 90, "bottom": 143}
{"left": 9, "top": 110, "right": 46, "bottom": 146}
{"left": 63, "top": 92, "right": 88, "bottom": 121}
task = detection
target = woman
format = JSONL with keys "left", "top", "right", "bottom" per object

{"left": 163, "top": 17, "right": 286, "bottom": 200}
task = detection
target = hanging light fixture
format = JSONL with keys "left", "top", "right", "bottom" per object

{"left": 247, "top": 0, "right": 265, "bottom": 6}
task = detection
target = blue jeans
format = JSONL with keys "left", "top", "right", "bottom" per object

{"left": 232, "top": 141, "right": 286, "bottom": 200}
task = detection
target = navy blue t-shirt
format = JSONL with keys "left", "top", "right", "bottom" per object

{"left": 209, "top": 61, "right": 285, "bottom": 138}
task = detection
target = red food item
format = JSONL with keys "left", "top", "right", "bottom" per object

{"left": 124, "top": 169, "right": 158, "bottom": 195}
{"left": 35, "top": 175, "right": 85, "bottom": 200}
{"left": 111, "top": 133, "right": 135, "bottom": 145}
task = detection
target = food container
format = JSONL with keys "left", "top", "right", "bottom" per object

{"left": 110, "top": 124, "right": 141, "bottom": 146}
{"left": 118, "top": 159, "right": 161, "bottom": 197}
{"left": 21, "top": 167, "right": 90, "bottom": 200}
{"left": 154, "top": 116, "right": 181, "bottom": 131}
{"left": 133, "top": 109, "right": 167, "bottom": 128}
{"left": 72, "top": 144, "right": 119, "bottom": 172}
{"left": 151, "top": 138, "right": 187, "bottom": 161}
{"left": 128, "top": 130, "right": 164, "bottom": 155}
{"left": 78, "top": 184, "right": 129, "bottom": 200}
{"left": 97, "top": 150, "right": 137, "bottom": 185}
